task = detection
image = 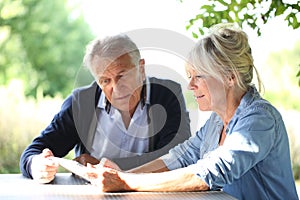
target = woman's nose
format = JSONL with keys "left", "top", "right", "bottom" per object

{"left": 187, "top": 78, "right": 196, "bottom": 90}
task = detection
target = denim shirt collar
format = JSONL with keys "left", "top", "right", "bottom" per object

{"left": 225, "top": 86, "right": 261, "bottom": 134}
{"left": 234, "top": 86, "right": 260, "bottom": 117}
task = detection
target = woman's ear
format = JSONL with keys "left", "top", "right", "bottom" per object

{"left": 227, "top": 74, "right": 235, "bottom": 87}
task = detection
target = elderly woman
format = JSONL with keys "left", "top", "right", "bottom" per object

{"left": 85, "top": 23, "right": 299, "bottom": 200}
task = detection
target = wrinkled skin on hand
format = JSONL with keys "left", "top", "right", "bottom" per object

{"left": 86, "top": 164, "right": 133, "bottom": 192}
{"left": 99, "top": 157, "right": 121, "bottom": 171}
{"left": 31, "top": 148, "right": 59, "bottom": 184}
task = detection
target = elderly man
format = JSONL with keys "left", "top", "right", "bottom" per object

{"left": 20, "top": 34, "right": 191, "bottom": 183}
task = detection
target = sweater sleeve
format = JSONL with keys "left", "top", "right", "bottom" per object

{"left": 19, "top": 95, "right": 80, "bottom": 178}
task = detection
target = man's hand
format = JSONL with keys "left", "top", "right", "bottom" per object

{"left": 31, "top": 148, "right": 59, "bottom": 183}
{"left": 73, "top": 154, "right": 100, "bottom": 166}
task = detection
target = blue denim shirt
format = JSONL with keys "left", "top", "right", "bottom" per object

{"left": 162, "top": 86, "right": 298, "bottom": 200}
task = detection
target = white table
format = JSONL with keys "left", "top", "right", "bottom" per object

{"left": 0, "top": 173, "right": 237, "bottom": 200}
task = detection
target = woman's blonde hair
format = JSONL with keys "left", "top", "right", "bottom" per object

{"left": 187, "top": 23, "right": 263, "bottom": 92}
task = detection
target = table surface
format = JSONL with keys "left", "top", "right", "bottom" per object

{"left": 0, "top": 173, "right": 237, "bottom": 200}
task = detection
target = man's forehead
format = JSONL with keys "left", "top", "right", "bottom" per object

{"left": 94, "top": 58, "right": 135, "bottom": 76}
{"left": 95, "top": 54, "right": 128, "bottom": 65}
{"left": 101, "top": 64, "right": 128, "bottom": 75}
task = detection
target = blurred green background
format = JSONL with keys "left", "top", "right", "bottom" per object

{"left": 0, "top": 0, "right": 299, "bottom": 185}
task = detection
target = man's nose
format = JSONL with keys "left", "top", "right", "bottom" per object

{"left": 111, "top": 78, "right": 124, "bottom": 91}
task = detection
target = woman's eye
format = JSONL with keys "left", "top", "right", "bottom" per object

{"left": 195, "top": 75, "right": 205, "bottom": 79}
{"left": 186, "top": 73, "right": 191, "bottom": 79}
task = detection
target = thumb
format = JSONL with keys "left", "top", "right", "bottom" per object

{"left": 42, "top": 148, "right": 54, "bottom": 158}
{"left": 99, "top": 157, "right": 121, "bottom": 170}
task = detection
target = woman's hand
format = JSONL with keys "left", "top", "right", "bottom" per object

{"left": 86, "top": 164, "right": 132, "bottom": 192}
{"left": 85, "top": 163, "right": 209, "bottom": 192}
{"left": 99, "top": 157, "right": 121, "bottom": 171}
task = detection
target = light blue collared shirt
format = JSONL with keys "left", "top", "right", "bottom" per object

{"left": 90, "top": 78, "right": 151, "bottom": 159}
{"left": 161, "top": 86, "right": 298, "bottom": 200}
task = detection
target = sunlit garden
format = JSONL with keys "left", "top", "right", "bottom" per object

{"left": 0, "top": 0, "right": 299, "bottom": 196}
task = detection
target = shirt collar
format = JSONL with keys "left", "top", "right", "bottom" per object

{"left": 238, "top": 86, "right": 259, "bottom": 109}
{"left": 229, "top": 85, "right": 260, "bottom": 120}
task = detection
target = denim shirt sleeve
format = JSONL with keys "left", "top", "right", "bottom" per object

{"left": 162, "top": 103, "right": 278, "bottom": 190}
{"left": 195, "top": 105, "right": 277, "bottom": 189}
{"left": 161, "top": 112, "right": 222, "bottom": 170}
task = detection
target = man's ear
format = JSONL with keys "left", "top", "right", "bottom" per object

{"left": 139, "top": 59, "right": 146, "bottom": 80}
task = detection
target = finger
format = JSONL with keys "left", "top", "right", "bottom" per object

{"left": 39, "top": 171, "right": 55, "bottom": 179}
{"left": 36, "top": 177, "right": 54, "bottom": 184}
{"left": 45, "top": 157, "right": 59, "bottom": 167}
{"left": 99, "top": 157, "right": 116, "bottom": 168}
{"left": 42, "top": 148, "right": 54, "bottom": 158}
{"left": 99, "top": 157, "right": 108, "bottom": 167}
{"left": 87, "top": 163, "right": 96, "bottom": 169}
{"left": 38, "top": 157, "right": 58, "bottom": 168}
{"left": 31, "top": 155, "right": 55, "bottom": 172}
{"left": 33, "top": 169, "right": 56, "bottom": 183}
{"left": 80, "top": 157, "right": 87, "bottom": 166}
{"left": 45, "top": 163, "right": 59, "bottom": 172}
{"left": 99, "top": 158, "right": 121, "bottom": 170}
{"left": 73, "top": 156, "right": 79, "bottom": 162}
{"left": 38, "top": 173, "right": 56, "bottom": 183}
{"left": 85, "top": 164, "right": 106, "bottom": 181}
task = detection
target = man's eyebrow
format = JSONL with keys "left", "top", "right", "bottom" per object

{"left": 116, "top": 69, "right": 126, "bottom": 74}
{"left": 99, "top": 76, "right": 108, "bottom": 80}
{"left": 99, "top": 69, "right": 127, "bottom": 79}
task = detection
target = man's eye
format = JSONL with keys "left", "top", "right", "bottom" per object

{"left": 99, "top": 79, "right": 110, "bottom": 86}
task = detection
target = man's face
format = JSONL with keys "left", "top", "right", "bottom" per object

{"left": 94, "top": 54, "right": 146, "bottom": 114}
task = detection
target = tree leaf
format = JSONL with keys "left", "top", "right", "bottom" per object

{"left": 192, "top": 32, "right": 199, "bottom": 39}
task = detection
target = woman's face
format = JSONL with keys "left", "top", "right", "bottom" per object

{"left": 186, "top": 66, "right": 227, "bottom": 112}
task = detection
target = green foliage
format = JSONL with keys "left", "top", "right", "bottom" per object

{"left": 0, "top": 80, "right": 60, "bottom": 173}
{"left": 263, "top": 40, "right": 300, "bottom": 110}
{"left": 0, "top": 0, "right": 94, "bottom": 97}
{"left": 183, "top": 0, "right": 300, "bottom": 88}
{"left": 264, "top": 91, "right": 300, "bottom": 110}
{"left": 0, "top": 81, "right": 77, "bottom": 173}
{"left": 185, "top": 0, "right": 300, "bottom": 37}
